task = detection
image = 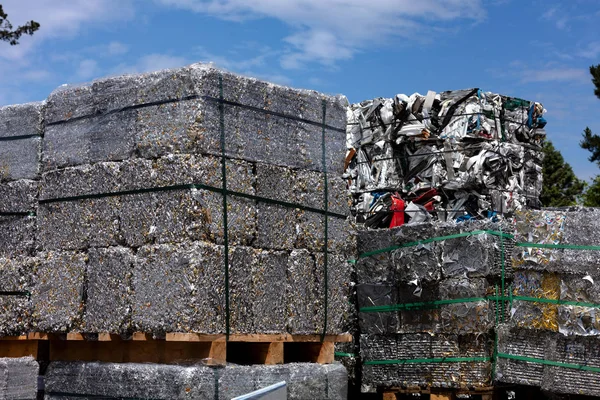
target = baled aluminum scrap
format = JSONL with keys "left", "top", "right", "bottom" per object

{"left": 346, "top": 89, "right": 546, "bottom": 227}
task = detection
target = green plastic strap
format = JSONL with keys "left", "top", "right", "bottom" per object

{"left": 515, "top": 242, "right": 600, "bottom": 251}
{"left": 352, "top": 230, "right": 514, "bottom": 261}
{"left": 0, "top": 290, "right": 30, "bottom": 299}
{"left": 497, "top": 353, "right": 600, "bottom": 373}
{"left": 364, "top": 357, "right": 491, "bottom": 366}
{"left": 500, "top": 225, "right": 505, "bottom": 323}
{"left": 360, "top": 294, "right": 600, "bottom": 314}
{"left": 511, "top": 296, "right": 600, "bottom": 308}
{"left": 219, "top": 75, "right": 231, "bottom": 341}
{"left": 335, "top": 352, "right": 355, "bottom": 358}
{"left": 360, "top": 297, "right": 487, "bottom": 313}
{"left": 0, "top": 211, "right": 36, "bottom": 217}
{"left": 321, "top": 99, "right": 329, "bottom": 342}
{"left": 38, "top": 183, "right": 346, "bottom": 219}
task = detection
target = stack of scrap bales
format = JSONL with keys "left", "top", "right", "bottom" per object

{"left": 344, "top": 89, "right": 546, "bottom": 228}
{"left": 0, "top": 63, "right": 356, "bottom": 337}
{"left": 356, "top": 220, "right": 512, "bottom": 391}
{"left": 0, "top": 357, "right": 39, "bottom": 399}
{"left": 44, "top": 361, "right": 347, "bottom": 400}
{"left": 0, "top": 102, "right": 43, "bottom": 336}
{"left": 496, "top": 207, "right": 600, "bottom": 397}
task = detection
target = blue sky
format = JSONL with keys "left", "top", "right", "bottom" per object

{"left": 1, "top": 0, "right": 600, "bottom": 180}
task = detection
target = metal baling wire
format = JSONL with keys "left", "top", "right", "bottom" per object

{"left": 321, "top": 99, "right": 329, "bottom": 342}
{"left": 218, "top": 74, "right": 231, "bottom": 341}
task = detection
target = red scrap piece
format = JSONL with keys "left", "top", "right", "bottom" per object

{"left": 389, "top": 193, "right": 405, "bottom": 228}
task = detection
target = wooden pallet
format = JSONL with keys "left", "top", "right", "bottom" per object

{"left": 381, "top": 386, "right": 501, "bottom": 400}
{"left": 0, "top": 332, "right": 352, "bottom": 365}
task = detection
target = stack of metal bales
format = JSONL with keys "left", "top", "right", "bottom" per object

{"left": 345, "top": 89, "right": 546, "bottom": 227}
{"left": 0, "top": 63, "right": 354, "bottom": 398}
{"left": 348, "top": 88, "right": 546, "bottom": 392}
{"left": 356, "top": 220, "right": 512, "bottom": 391}
{"left": 0, "top": 357, "right": 39, "bottom": 399}
{"left": 497, "top": 207, "right": 600, "bottom": 397}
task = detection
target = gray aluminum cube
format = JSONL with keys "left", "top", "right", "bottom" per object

{"left": 0, "top": 180, "right": 38, "bottom": 213}
{"left": 84, "top": 247, "right": 134, "bottom": 333}
{"left": 0, "top": 102, "right": 44, "bottom": 139}
{"left": 0, "top": 257, "right": 35, "bottom": 336}
{"left": 287, "top": 249, "right": 322, "bottom": 334}
{"left": 0, "top": 215, "right": 36, "bottom": 257}
{"left": 32, "top": 251, "right": 86, "bottom": 332}
{"left": 0, "top": 357, "right": 39, "bottom": 400}
{"left": 0, "top": 137, "right": 41, "bottom": 182}
{"left": 132, "top": 241, "right": 226, "bottom": 334}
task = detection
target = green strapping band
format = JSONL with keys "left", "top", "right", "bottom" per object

{"left": 321, "top": 99, "right": 329, "bottom": 342}
{"left": 511, "top": 296, "right": 600, "bottom": 308}
{"left": 497, "top": 353, "right": 600, "bottom": 373}
{"left": 359, "top": 297, "right": 487, "bottom": 313}
{"left": 351, "top": 230, "right": 514, "bottom": 262}
{"left": 364, "top": 357, "right": 491, "bottom": 366}
{"left": 515, "top": 242, "right": 600, "bottom": 251}
{"left": 219, "top": 75, "right": 231, "bottom": 340}
{"left": 335, "top": 352, "right": 355, "bottom": 358}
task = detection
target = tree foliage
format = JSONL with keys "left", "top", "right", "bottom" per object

{"left": 541, "top": 141, "right": 585, "bottom": 207}
{"left": 0, "top": 4, "right": 40, "bottom": 45}
{"left": 591, "top": 64, "right": 600, "bottom": 100}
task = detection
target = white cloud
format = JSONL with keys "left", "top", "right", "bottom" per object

{"left": 520, "top": 68, "right": 588, "bottom": 83}
{"left": 155, "top": 0, "right": 486, "bottom": 68}
{"left": 577, "top": 42, "right": 600, "bottom": 59}
{"left": 77, "top": 59, "right": 100, "bottom": 79}
{"left": 112, "top": 54, "right": 190, "bottom": 75}
{"left": 107, "top": 41, "right": 130, "bottom": 56}
{"left": 0, "top": 0, "right": 135, "bottom": 61}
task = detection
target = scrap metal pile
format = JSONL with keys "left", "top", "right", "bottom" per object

{"left": 0, "top": 64, "right": 353, "bottom": 399}
{"left": 345, "top": 89, "right": 546, "bottom": 227}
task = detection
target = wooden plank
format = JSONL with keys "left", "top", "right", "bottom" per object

{"left": 0, "top": 335, "right": 28, "bottom": 341}
{"left": 208, "top": 341, "right": 227, "bottom": 365}
{"left": 0, "top": 341, "right": 38, "bottom": 358}
{"left": 98, "top": 333, "right": 121, "bottom": 342}
{"left": 316, "top": 342, "right": 334, "bottom": 364}
{"left": 27, "top": 332, "right": 50, "bottom": 340}
{"left": 66, "top": 333, "right": 85, "bottom": 341}
{"left": 430, "top": 391, "right": 454, "bottom": 400}
{"left": 264, "top": 342, "right": 284, "bottom": 365}
{"left": 382, "top": 393, "right": 397, "bottom": 400}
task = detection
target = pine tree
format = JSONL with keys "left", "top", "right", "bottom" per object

{"left": 0, "top": 4, "right": 40, "bottom": 45}
{"left": 541, "top": 141, "right": 585, "bottom": 207}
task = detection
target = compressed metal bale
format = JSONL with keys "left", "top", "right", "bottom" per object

{"left": 513, "top": 208, "right": 600, "bottom": 275}
{"left": 287, "top": 249, "right": 322, "bottom": 334}
{"left": 255, "top": 204, "right": 297, "bottom": 250}
{"left": 0, "top": 357, "right": 39, "bottom": 400}
{"left": 32, "top": 251, "right": 86, "bottom": 332}
{"left": 496, "top": 325, "right": 550, "bottom": 387}
{"left": 295, "top": 213, "right": 354, "bottom": 254}
{"left": 510, "top": 270, "right": 560, "bottom": 332}
{"left": 541, "top": 334, "right": 600, "bottom": 397}
{"left": 228, "top": 246, "right": 256, "bottom": 334}
{"left": 456, "top": 334, "right": 492, "bottom": 388}
{"left": 132, "top": 241, "right": 225, "bottom": 334}
{"left": 0, "top": 215, "right": 36, "bottom": 257}
{"left": 356, "top": 283, "right": 398, "bottom": 335}
{"left": 429, "top": 334, "right": 461, "bottom": 388}
{"left": 317, "top": 253, "right": 354, "bottom": 334}
{"left": 388, "top": 223, "right": 443, "bottom": 283}
{"left": 39, "top": 154, "right": 222, "bottom": 201}
{"left": 397, "top": 281, "right": 440, "bottom": 334}
{"left": 0, "top": 137, "right": 41, "bottom": 182}
{"left": 252, "top": 250, "right": 288, "bottom": 333}
{"left": 0, "top": 102, "right": 44, "bottom": 139}
{"left": 558, "top": 274, "right": 600, "bottom": 336}
{"left": 83, "top": 247, "right": 134, "bottom": 333}
{"left": 43, "top": 109, "right": 137, "bottom": 171}
{"left": 44, "top": 361, "right": 215, "bottom": 400}
{"left": 287, "top": 363, "right": 329, "bottom": 400}
{"left": 439, "top": 278, "right": 492, "bottom": 334}
{"left": 37, "top": 197, "right": 121, "bottom": 251}
{"left": 0, "top": 180, "right": 38, "bottom": 213}
{"left": 0, "top": 257, "right": 35, "bottom": 336}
